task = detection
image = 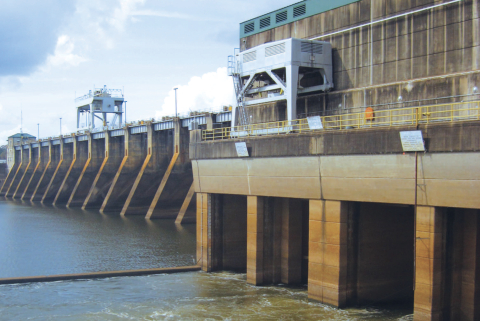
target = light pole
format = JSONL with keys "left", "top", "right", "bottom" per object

{"left": 60, "top": 118, "right": 62, "bottom": 136}
{"left": 173, "top": 87, "right": 178, "bottom": 118}
{"left": 124, "top": 101, "right": 127, "bottom": 126}
{"left": 37, "top": 123, "right": 39, "bottom": 140}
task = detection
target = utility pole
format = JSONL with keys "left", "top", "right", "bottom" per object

{"left": 60, "top": 118, "right": 62, "bottom": 136}
{"left": 174, "top": 88, "right": 178, "bottom": 118}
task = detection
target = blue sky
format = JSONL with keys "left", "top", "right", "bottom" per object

{"left": 0, "top": 0, "right": 295, "bottom": 143}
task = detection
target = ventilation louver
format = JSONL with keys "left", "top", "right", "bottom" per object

{"left": 301, "top": 42, "right": 323, "bottom": 54}
{"left": 293, "top": 4, "right": 306, "bottom": 17}
{"left": 265, "top": 43, "right": 286, "bottom": 57}
{"left": 260, "top": 17, "right": 271, "bottom": 29}
{"left": 243, "top": 51, "right": 257, "bottom": 63}
{"left": 244, "top": 22, "right": 254, "bottom": 34}
{"left": 276, "top": 11, "right": 287, "bottom": 23}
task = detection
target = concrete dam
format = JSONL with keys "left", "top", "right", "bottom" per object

{"left": 1, "top": 113, "right": 230, "bottom": 222}
{"left": 3, "top": 0, "right": 480, "bottom": 320}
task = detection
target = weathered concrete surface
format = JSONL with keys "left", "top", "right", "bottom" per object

{"left": 82, "top": 134, "right": 125, "bottom": 209}
{"left": 42, "top": 142, "right": 74, "bottom": 204}
{"left": 0, "top": 149, "right": 21, "bottom": 196}
{"left": 15, "top": 147, "right": 37, "bottom": 199}
{"left": 191, "top": 122, "right": 480, "bottom": 159}
{"left": 190, "top": 123, "right": 480, "bottom": 209}
{"left": 101, "top": 132, "right": 148, "bottom": 213}
{"left": 196, "top": 193, "right": 247, "bottom": 272}
{"left": 53, "top": 140, "right": 88, "bottom": 205}
{"left": 21, "top": 146, "right": 44, "bottom": 200}
{"left": 241, "top": 0, "right": 480, "bottom": 121}
{"left": 30, "top": 144, "right": 56, "bottom": 202}
{"left": 67, "top": 136, "right": 105, "bottom": 207}
{"left": 7, "top": 147, "right": 29, "bottom": 198}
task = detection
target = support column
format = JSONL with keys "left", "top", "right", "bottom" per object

{"left": 41, "top": 139, "right": 64, "bottom": 203}
{"left": 82, "top": 130, "right": 109, "bottom": 209}
{"left": 197, "top": 193, "right": 211, "bottom": 271}
{"left": 146, "top": 119, "right": 181, "bottom": 218}
{"left": 13, "top": 146, "right": 32, "bottom": 198}
{"left": 121, "top": 124, "right": 152, "bottom": 216}
{"left": 281, "top": 198, "right": 303, "bottom": 284}
{"left": 414, "top": 206, "right": 447, "bottom": 321}
{"left": 285, "top": 65, "right": 299, "bottom": 121}
{"left": 308, "top": 200, "right": 349, "bottom": 308}
{"left": 175, "top": 182, "right": 195, "bottom": 224}
{"left": 53, "top": 139, "right": 77, "bottom": 205}
{"left": 21, "top": 144, "right": 41, "bottom": 200}
{"left": 247, "top": 195, "right": 265, "bottom": 285}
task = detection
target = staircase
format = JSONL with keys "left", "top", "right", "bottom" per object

{"left": 228, "top": 53, "right": 249, "bottom": 126}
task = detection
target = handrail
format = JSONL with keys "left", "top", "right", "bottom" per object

{"left": 202, "top": 100, "right": 480, "bottom": 141}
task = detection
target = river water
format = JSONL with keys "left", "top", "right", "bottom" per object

{"left": 0, "top": 199, "right": 413, "bottom": 320}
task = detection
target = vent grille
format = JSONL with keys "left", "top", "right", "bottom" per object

{"left": 265, "top": 43, "right": 286, "bottom": 57}
{"left": 243, "top": 51, "right": 257, "bottom": 63}
{"left": 260, "top": 17, "right": 271, "bottom": 29}
{"left": 244, "top": 22, "right": 254, "bottom": 34}
{"left": 293, "top": 4, "right": 306, "bottom": 17}
{"left": 276, "top": 11, "right": 287, "bottom": 23}
{"left": 301, "top": 42, "right": 323, "bottom": 54}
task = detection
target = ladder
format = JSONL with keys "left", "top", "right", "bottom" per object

{"left": 228, "top": 53, "right": 249, "bottom": 126}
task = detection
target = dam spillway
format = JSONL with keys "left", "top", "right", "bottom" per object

{"left": 2, "top": 0, "right": 480, "bottom": 320}
{"left": 0, "top": 112, "right": 232, "bottom": 222}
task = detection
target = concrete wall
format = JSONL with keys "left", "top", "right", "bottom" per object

{"left": 240, "top": 0, "right": 480, "bottom": 121}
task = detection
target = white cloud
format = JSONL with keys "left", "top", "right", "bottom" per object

{"left": 109, "top": 0, "right": 146, "bottom": 31}
{"left": 45, "top": 35, "right": 87, "bottom": 68}
{"left": 156, "top": 67, "right": 234, "bottom": 118}
{"left": 130, "top": 9, "right": 191, "bottom": 20}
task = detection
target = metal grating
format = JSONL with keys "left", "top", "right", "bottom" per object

{"left": 110, "top": 129, "right": 125, "bottom": 137}
{"left": 243, "top": 51, "right": 257, "bottom": 63}
{"left": 216, "top": 112, "right": 232, "bottom": 123}
{"left": 130, "top": 125, "right": 147, "bottom": 134}
{"left": 301, "top": 42, "right": 323, "bottom": 54}
{"left": 92, "top": 132, "right": 105, "bottom": 139}
{"left": 265, "top": 42, "right": 286, "bottom": 57}
{"left": 293, "top": 4, "right": 306, "bottom": 17}
{"left": 154, "top": 121, "right": 174, "bottom": 131}
{"left": 260, "top": 16, "right": 271, "bottom": 29}
{"left": 276, "top": 11, "right": 287, "bottom": 23}
{"left": 244, "top": 22, "right": 254, "bottom": 34}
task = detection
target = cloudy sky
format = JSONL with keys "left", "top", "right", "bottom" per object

{"left": 0, "top": 0, "right": 295, "bottom": 143}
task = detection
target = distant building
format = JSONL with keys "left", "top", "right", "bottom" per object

{"left": 7, "top": 133, "right": 36, "bottom": 172}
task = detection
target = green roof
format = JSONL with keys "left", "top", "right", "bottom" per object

{"left": 8, "top": 133, "right": 36, "bottom": 138}
{"left": 240, "top": 0, "right": 360, "bottom": 38}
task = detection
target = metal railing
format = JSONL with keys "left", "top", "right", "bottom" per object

{"left": 202, "top": 100, "right": 480, "bottom": 141}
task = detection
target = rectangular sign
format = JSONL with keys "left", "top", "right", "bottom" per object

{"left": 399, "top": 131, "right": 425, "bottom": 152}
{"left": 235, "top": 142, "right": 249, "bottom": 157}
{"left": 307, "top": 116, "right": 323, "bottom": 130}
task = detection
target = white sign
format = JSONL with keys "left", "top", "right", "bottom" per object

{"left": 307, "top": 116, "right": 323, "bottom": 130}
{"left": 235, "top": 142, "right": 249, "bottom": 157}
{"left": 399, "top": 131, "right": 425, "bottom": 152}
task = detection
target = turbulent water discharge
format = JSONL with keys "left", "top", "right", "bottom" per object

{"left": 0, "top": 199, "right": 413, "bottom": 320}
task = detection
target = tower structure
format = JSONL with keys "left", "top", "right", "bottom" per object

{"left": 75, "top": 86, "right": 125, "bottom": 130}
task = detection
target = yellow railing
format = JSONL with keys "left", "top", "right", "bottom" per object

{"left": 202, "top": 101, "right": 480, "bottom": 140}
